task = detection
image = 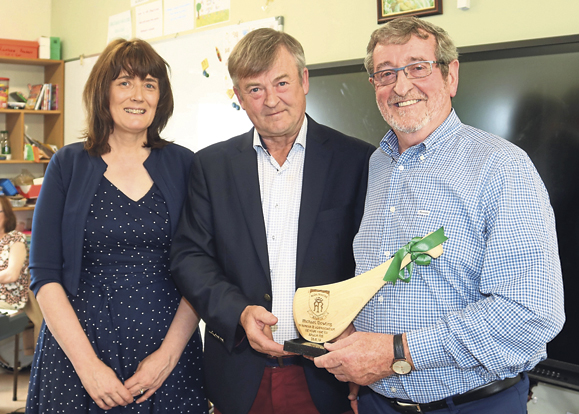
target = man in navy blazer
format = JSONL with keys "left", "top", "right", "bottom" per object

{"left": 171, "top": 28, "right": 375, "bottom": 414}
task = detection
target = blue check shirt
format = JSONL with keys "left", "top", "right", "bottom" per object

{"left": 353, "top": 110, "right": 565, "bottom": 403}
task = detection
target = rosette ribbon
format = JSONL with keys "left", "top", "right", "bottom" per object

{"left": 383, "top": 227, "right": 448, "bottom": 285}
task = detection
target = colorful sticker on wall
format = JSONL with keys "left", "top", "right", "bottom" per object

{"left": 201, "top": 58, "right": 210, "bottom": 77}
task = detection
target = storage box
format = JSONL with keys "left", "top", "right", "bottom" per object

{"left": 0, "top": 178, "right": 18, "bottom": 196}
{"left": 0, "top": 39, "right": 39, "bottom": 59}
{"left": 16, "top": 184, "right": 41, "bottom": 199}
{"left": 38, "top": 36, "right": 50, "bottom": 59}
{"left": 50, "top": 37, "right": 61, "bottom": 60}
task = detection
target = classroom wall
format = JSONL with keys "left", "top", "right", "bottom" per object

{"left": 49, "top": 0, "right": 579, "bottom": 63}
{"left": 0, "top": 0, "right": 52, "bottom": 41}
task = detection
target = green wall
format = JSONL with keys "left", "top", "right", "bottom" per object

{"left": 0, "top": 0, "right": 52, "bottom": 42}
{"left": 50, "top": 0, "right": 579, "bottom": 63}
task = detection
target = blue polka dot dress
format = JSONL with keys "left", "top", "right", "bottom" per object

{"left": 27, "top": 177, "right": 207, "bottom": 413}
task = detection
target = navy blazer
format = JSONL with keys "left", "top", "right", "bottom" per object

{"left": 171, "top": 117, "right": 375, "bottom": 414}
{"left": 29, "top": 142, "right": 195, "bottom": 296}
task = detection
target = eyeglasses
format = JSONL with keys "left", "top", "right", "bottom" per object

{"left": 370, "top": 60, "right": 443, "bottom": 87}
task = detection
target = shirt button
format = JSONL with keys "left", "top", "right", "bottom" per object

{"left": 398, "top": 165, "right": 404, "bottom": 171}
{"left": 390, "top": 206, "right": 396, "bottom": 213}
{"left": 264, "top": 294, "right": 272, "bottom": 301}
{"left": 272, "top": 235, "right": 276, "bottom": 240}
{"left": 377, "top": 296, "right": 384, "bottom": 302}
{"left": 420, "top": 155, "right": 425, "bottom": 161}
{"left": 384, "top": 251, "right": 391, "bottom": 257}
{"left": 390, "top": 387, "right": 397, "bottom": 393}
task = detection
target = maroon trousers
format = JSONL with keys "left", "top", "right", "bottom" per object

{"left": 214, "top": 364, "right": 321, "bottom": 414}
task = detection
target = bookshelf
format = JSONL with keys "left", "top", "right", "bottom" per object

{"left": 0, "top": 56, "right": 64, "bottom": 163}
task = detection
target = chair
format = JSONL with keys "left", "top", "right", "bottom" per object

{"left": 0, "top": 310, "right": 30, "bottom": 401}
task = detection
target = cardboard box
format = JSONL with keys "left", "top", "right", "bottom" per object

{"left": 0, "top": 39, "right": 39, "bottom": 59}
{"left": 16, "top": 184, "right": 41, "bottom": 199}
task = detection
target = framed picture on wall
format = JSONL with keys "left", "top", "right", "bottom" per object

{"left": 378, "top": 0, "right": 442, "bottom": 24}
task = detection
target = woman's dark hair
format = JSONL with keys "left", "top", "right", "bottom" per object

{"left": 0, "top": 196, "right": 17, "bottom": 233}
{"left": 82, "top": 38, "right": 174, "bottom": 155}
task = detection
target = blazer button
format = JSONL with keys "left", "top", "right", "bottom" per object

{"left": 264, "top": 294, "right": 272, "bottom": 301}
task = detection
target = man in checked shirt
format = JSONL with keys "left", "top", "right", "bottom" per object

{"left": 315, "top": 17, "right": 565, "bottom": 414}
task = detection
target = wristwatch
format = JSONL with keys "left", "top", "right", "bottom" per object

{"left": 391, "top": 334, "right": 412, "bottom": 375}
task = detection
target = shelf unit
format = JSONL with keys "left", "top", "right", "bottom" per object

{"left": 13, "top": 206, "right": 35, "bottom": 212}
{"left": 0, "top": 56, "right": 64, "bottom": 163}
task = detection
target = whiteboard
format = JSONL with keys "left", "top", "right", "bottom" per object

{"left": 64, "top": 55, "right": 99, "bottom": 146}
{"left": 64, "top": 16, "right": 283, "bottom": 151}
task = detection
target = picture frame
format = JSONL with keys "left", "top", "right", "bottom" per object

{"left": 378, "top": 0, "right": 442, "bottom": 24}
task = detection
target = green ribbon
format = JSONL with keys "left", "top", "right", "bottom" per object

{"left": 383, "top": 227, "right": 448, "bottom": 285}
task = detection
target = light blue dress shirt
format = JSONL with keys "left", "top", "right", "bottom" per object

{"left": 253, "top": 118, "right": 307, "bottom": 344}
{"left": 353, "top": 110, "right": 565, "bottom": 403}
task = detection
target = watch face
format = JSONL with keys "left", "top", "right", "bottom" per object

{"left": 392, "top": 360, "right": 412, "bottom": 375}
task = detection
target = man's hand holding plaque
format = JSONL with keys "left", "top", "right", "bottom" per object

{"left": 284, "top": 227, "right": 448, "bottom": 357}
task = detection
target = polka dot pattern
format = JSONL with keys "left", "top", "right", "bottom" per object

{"left": 26, "top": 178, "right": 207, "bottom": 413}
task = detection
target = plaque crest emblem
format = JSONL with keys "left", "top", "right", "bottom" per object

{"left": 308, "top": 289, "right": 330, "bottom": 318}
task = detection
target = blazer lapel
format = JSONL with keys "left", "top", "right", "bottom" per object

{"left": 296, "top": 118, "right": 332, "bottom": 281}
{"left": 230, "top": 131, "right": 271, "bottom": 282}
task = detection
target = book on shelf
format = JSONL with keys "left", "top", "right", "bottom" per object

{"left": 36, "top": 84, "right": 52, "bottom": 110}
{"left": 42, "top": 84, "right": 52, "bottom": 110}
{"left": 9, "top": 91, "right": 27, "bottom": 103}
{"left": 24, "top": 133, "right": 56, "bottom": 159}
{"left": 25, "top": 83, "right": 59, "bottom": 110}
{"left": 50, "top": 84, "right": 58, "bottom": 110}
{"left": 25, "top": 84, "right": 43, "bottom": 110}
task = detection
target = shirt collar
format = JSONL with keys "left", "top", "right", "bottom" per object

{"left": 380, "top": 109, "right": 462, "bottom": 158}
{"left": 253, "top": 116, "right": 308, "bottom": 154}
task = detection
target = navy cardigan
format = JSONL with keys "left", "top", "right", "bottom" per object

{"left": 29, "top": 142, "right": 195, "bottom": 296}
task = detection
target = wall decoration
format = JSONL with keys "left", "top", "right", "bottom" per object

{"left": 378, "top": 0, "right": 442, "bottom": 24}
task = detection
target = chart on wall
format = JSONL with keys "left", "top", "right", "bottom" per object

{"left": 64, "top": 16, "right": 283, "bottom": 151}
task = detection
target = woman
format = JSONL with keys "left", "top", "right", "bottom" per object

{"left": 0, "top": 196, "right": 29, "bottom": 310}
{"left": 26, "top": 39, "right": 207, "bottom": 413}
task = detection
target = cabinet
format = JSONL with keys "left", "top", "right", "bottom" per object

{"left": 0, "top": 56, "right": 64, "bottom": 163}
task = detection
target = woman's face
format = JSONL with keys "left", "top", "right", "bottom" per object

{"left": 109, "top": 70, "right": 160, "bottom": 137}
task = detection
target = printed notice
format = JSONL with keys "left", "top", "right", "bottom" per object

{"left": 136, "top": 0, "right": 163, "bottom": 40}
{"left": 131, "top": 0, "right": 149, "bottom": 7}
{"left": 195, "top": 0, "right": 230, "bottom": 28}
{"left": 164, "top": 0, "right": 195, "bottom": 35}
{"left": 107, "top": 10, "right": 132, "bottom": 44}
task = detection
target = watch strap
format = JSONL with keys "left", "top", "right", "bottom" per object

{"left": 393, "top": 334, "right": 405, "bottom": 360}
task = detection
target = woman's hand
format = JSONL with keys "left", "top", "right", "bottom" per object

{"left": 76, "top": 359, "right": 134, "bottom": 410}
{"left": 36, "top": 283, "right": 133, "bottom": 410}
{"left": 124, "top": 349, "right": 178, "bottom": 403}
{"left": 123, "top": 297, "right": 200, "bottom": 403}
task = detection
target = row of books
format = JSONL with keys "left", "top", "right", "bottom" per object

{"left": 25, "top": 83, "right": 59, "bottom": 111}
